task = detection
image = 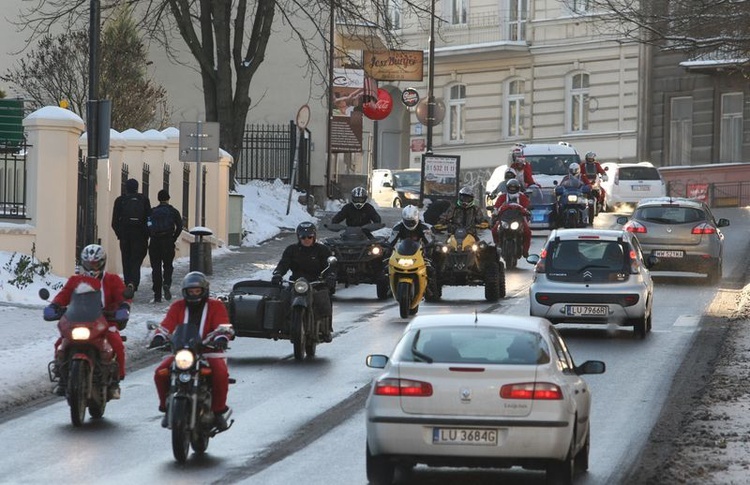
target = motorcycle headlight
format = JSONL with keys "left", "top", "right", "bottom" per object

{"left": 566, "top": 194, "right": 578, "bottom": 203}
{"left": 404, "top": 192, "right": 419, "bottom": 199}
{"left": 294, "top": 280, "right": 310, "bottom": 294}
{"left": 510, "top": 221, "right": 520, "bottom": 230}
{"left": 441, "top": 245, "right": 449, "bottom": 253}
{"left": 174, "top": 349, "right": 195, "bottom": 371}
{"left": 71, "top": 327, "right": 91, "bottom": 341}
{"left": 370, "top": 246, "right": 382, "bottom": 256}
{"left": 471, "top": 244, "right": 479, "bottom": 252}
{"left": 397, "top": 258, "right": 415, "bottom": 267}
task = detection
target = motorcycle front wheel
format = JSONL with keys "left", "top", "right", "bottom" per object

{"left": 291, "top": 308, "right": 307, "bottom": 361}
{"left": 68, "top": 360, "right": 89, "bottom": 427}
{"left": 171, "top": 398, "right": 191, "bottom": 463}
{"left": 397, "top": 281, "right": 412, "bottom": 319}
{"left": 503, "top": 239, "right": 518, "bottom": 269}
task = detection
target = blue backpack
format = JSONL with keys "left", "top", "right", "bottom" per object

{"left": 148, "top": 205, "right": 175, "bottom": 237}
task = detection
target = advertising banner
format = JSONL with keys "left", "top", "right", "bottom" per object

{"left": 331, "top": 68, "right": 365, "bottom": 153}
{"left": 420, "top": 154, "right": 460, "bottom": 204}
{"left": 364, "top": 50, "right": 424, "bottom": 81}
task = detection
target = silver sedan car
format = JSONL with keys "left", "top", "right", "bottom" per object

{"left": 365, "top": 314, "right": 605, "bottom": 485}
{"left": 617, "top": 197, "right": 729, "bottom": 284}
{"left": 528, "top": 228, "right": 656, "bottom": 338}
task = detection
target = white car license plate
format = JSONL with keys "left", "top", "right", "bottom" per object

{"left": 631, "top": 184, "right": 651, "bottom": 191}
{"left": 432, "top": 428, "right": 498, "bottom": 446}
{"left": 653, "top": 250, "right": 684, "bottom": 258}
{"left": 566, "top": 305, "right": 608, "bottom": 316}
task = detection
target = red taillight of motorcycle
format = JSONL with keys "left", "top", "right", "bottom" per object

{"left": 500, "top": 382, "right": 563, "bottom": 400}
{"left": 535, "top": 248, "right": 547, "bottom": 273}
{"left": 691, "top": 223, "right": 716, "bottom": 235}
{"left": 623, "top": 221, "right": 647, "bottom": 234}
{"left": 374, "top": 378, "right": 433, "bottom": 397}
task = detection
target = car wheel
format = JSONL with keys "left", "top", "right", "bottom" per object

{"left": 633, "top": 313, "right": 649, "bottom": 339}
{"left": 392, "top": 198, "right": 402, "bottom": 208}
{"left": 707, "top": 258, "right": 722, "bottom": 285}
{"left": 366, "top": 443, "right": 395, "bottom": 485}
{"left": 574, "top": 430, "right": 590, "bottom": 472}
{"left": 546, "top": 435, "right": 575, "bottom": 485}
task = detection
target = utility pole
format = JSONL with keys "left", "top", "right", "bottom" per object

{"left": 85, "top": 0, "right": 100, "bottom": 245}
{"left": 426, "top": 0, "right": 436, "bottom": 154}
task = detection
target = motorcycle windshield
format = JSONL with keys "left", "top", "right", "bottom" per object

{"left": 396, "top": 239, "right": 421, "bottom": 256}
{"left": 170, "top": 323, "right": 203, "bottom": 351}
{"left": 342, "top": 227, "right": 367, "bottom": 241}
{"left": 500, "top": 207, "right": 526, "bottom": 222}
{"left": 65, "top": 289, "right": 104, "bottom": 323}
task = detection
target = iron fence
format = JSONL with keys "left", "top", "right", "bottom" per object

{"left": 237, "top": 122, "right": 311, "bottom": 187}
{"left": 0, "top": 139, "right": 28, "bottom": 219}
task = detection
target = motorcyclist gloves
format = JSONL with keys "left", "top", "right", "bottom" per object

{"left": 114, "top": 303, "right": 130, "bottom": 330}
{"left": 212, "top": 337, "right": 229, "bottom": 351}
{"left": 149, "top": 335, "right": 166, "bottom": 349}
{"left": 43, "top": 303, "right": 62, "bottom": 321}
{"left": 271, "top": 274, "right": 283, "bottom": 286}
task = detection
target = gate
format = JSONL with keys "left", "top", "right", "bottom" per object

{"left": 0, "top": 138, "right": 28, "bottom": 220}
{"left": 237, "top": 122, "right": 311, "bottom": 189}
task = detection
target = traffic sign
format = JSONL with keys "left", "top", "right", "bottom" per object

{"left": 179, "top": 121, "right": 220, "bottom": 162}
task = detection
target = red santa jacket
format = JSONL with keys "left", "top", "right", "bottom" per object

{"left": 494, "top": 192, "right": 531, "bottom": 210}
{"left": 156, "top": 298, "right": 232, "bottom": 341}
{"left": 52, "top": 272, "right": 129, "bottom": 313}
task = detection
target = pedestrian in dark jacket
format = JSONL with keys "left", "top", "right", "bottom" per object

{"left": 111, "top": 178, "right": 151, "bottom": 291}
{"left": 148, "top": 190, "right": 183, "bottom": 302}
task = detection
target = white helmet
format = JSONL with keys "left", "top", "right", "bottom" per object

{"left": 568, "top": 162, "right": 581, "bottom": 177}
{"left": 80, "top": 244, "right": 107, "bottom": 278}
{"left": 401, "top": 205, "right": 420, "bottom": 230}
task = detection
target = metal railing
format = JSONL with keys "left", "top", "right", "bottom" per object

{"left": 667, "top": 180, "right": 750, "bottom": 208}
{"left": 0, "top": 139, "right": 28, "bottom": 219}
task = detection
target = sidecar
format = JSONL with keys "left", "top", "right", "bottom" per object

{"left": 224, "top": 280, "right": 291, "bottom": 339}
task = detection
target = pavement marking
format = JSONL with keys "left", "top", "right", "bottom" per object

{"left": 673, "top": 315, "right": 701, "bottom": 327}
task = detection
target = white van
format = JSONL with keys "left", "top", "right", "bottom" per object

{"left": 370, "top": 168, "right": 422, "bottom": 208}
{"left": 600, "top": 162, "right": 666, "bottom": 210}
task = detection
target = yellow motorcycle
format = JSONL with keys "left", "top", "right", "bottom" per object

{"left": 388, "top": 238, "right": 429, "bottom": 319}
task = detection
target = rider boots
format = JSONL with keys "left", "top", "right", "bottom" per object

{"left": 214, "top": 407, "right": 232, "bottom": 431}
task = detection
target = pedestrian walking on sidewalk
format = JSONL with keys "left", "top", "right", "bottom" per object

{"left": 111, "top": 178, "right": 151, "bottom": 291}
{"left": 147, "top": 189, "right": 183, "bottom": 302}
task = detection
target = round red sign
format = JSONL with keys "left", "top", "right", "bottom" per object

{"left": 363, "top": 88, "right": 394, "bottom": 121}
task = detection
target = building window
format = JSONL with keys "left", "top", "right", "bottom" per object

{"left": 504, "top": 79, "right": 525, "bottom": 138}
{"left": 571, "top": 0, "right": 590, "bottom": 13}
{"left": 568, "top": 73, "right": 590, "bottom": 132}
{"left": 446, "top": 84, "right": 466, "bottom": 142}
{"left": 720, "top": 92, "right": 743, "bottom": 162}
{"left": 669, "top": 96, "right": 693, "bottom": 166}
{"left": 507, "top": 0, "right": 528, "bottom": 41}
{"left": 387, "top": 0, "right": 402, "bottom": 30}
{"left": 449, "top": 0, "right": 467, "bottom": 25}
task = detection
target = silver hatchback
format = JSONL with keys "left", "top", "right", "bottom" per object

{"left": 617, "top": 197, "right": 729, "bottom": 284}
{"left": 528, "top": 229, "right": 656, "bottom": 338}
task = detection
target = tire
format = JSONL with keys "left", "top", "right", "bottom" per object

{"left": 546, "top": 436, "right": 575, "bottom": 485}
{"left": 171, "top": 398, "right": 191, "bottom": 463}
{"left": 503, "top": 239, "right": 517, "bottom": 269}
{"left": 409, "top": 304, "right": 419, "bottom": 315}
{"left": 68, "top": 360, "right": 88, "bottom": 427}
{"left": 366, "top": 443, "right": 395, "bottom": 485}
{"left": 707, "top": 259, "right": 722, "bottom": 285}
{"left": 484, "top": 261, "right": 502, "bottom": 302}
{"left": 397, "top": 281, "right": 411, "bottom": 319}
{"left": 376, "top": 278, "right": 390, "bottom": 300}
{"left": 88, "top": 384, "right": 107, "bottom": 419}
{"left": 291, "top": 308, "right": 306, "bottom": 361}
{"left": 392, "top": 198, "right": 402, "bottom": 208}
{"left": 633, "top": 313, "right": 649, "bottom": 339}
{"left": 574, "top": 430, "right": 590, "bottom": 472}
{"left": 305, "top": 325, "right": 317, "bottom": 358}
{"left": 191, "top": 428, "right": 210, "bottom": 455}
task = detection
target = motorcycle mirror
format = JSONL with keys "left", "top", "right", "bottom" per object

{"left": 38, "top": 288, "right": 50, "bottom": 300}
{"left": 327, "top": 256, "right": 338, "bottom": 266}
{"left": 146, "top": 321, "right": 159, "bottom": 331}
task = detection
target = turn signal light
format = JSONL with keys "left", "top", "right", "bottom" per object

{"left": 500, "top": 382, "right": 563, "bottom": 400}
{"left": 374, "top": 378, "right": 433, "bottom": 397}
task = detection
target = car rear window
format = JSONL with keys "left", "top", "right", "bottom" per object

{"left": 398, "top": 327, "right": 551, "bottom": 365}
{"left": 548, "top": 240, "right": 627, "bottom": 272}
{"left": 618, "top": 167, "right": 661, "bottom": 181}
{"left": 635, "top": 206, "right": 706, "bottom": 224}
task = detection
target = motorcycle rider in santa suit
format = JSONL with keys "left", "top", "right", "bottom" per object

{"left": 331, "top": 186, "right": 382, "bottom": 227}
{"left": 492, "top": 179, "right": 532, "bottom": 258}
{"left": 150, "top": 271, "right": 235, "bottom": 430}
{"left": 44, "top": 244, "right": 131, "bottom": 398}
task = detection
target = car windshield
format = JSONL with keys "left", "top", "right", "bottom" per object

{"left": 618, "top": 167, "right": 661, "bottom": 181}
{"left": 635, "top": 206, "right": 705, "bottom": 224}
{"left": 393, "top": 171, "right": 421, "bottom": 188}
{"left": 548, "top": 239, "right": 627, "bottom": 271}
{"left": 528, "top": 155, "right": 581, "bottom": 176}
{"left": 396, "top": 327, "right": 550, "bottom": 365}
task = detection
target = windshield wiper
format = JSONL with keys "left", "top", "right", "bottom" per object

{"left": 412, "top": 347, "right": 433, "bottom": 363}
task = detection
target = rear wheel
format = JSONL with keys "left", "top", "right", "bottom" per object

{"left": 575, "top": 430, "right": 590, "bottom": 472}
{"left": 633, "top": 312, "right": 650, "bottom": 339}
{"left": 171, "top": 398, "right": 191, "bottom": 463}
{"left": 68, "top": 360, "right": 88, "bottom": 427}
{"left": 87, "top": 383, "right": 107, "bottom": 419}
{"left": 366, "top": 443, "right": 395, "bottom": 485}
{"left": 484, "top": 261, "right": 502, "bottom": 302}
{"left": 546, "top": 435, "right": 575, "bottom": 485}
{"left": 291, "top": 308, "right": 306, "bottom": 361}
{"left": 707, "top": 259, "right": 722, "bottom": 285}
{"left": 397, "top": 281, "right": 411, "bottom": 319}
{"left": 191, "top": 428, "right": 210, "bottom": 455}
{"left": 376, "top": 278, "right": 390, "bottom": 300}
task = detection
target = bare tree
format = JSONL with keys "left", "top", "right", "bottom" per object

{"left": 2, "top": 9, "right": 170, "bottom": 130}
{"left": 582, "top": 0, "right": 750, "bottom": 61}
{"left": 16, "top": 0, "right": 427, "bottom": 189}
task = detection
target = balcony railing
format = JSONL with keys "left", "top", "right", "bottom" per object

{"left": 402, "top": 9, "right": 527, "bottom": 50}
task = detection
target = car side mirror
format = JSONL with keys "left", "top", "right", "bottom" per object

{"left": 616, "top": 216, "right": 629, "bottom": 225}
{"left": 717, "top": 218, "right": 730, "bottom": 228}
{"left": 382, "top": 181, "right": 392, "bottom": 188}
{"left": 526, "top": 254, "right": 540, "bottom": 264}
{"left": 366, "top": 354, "right": 388, "bottom": 368}
{"left": 576, "top": 360, "right": 606, "bottom": 375}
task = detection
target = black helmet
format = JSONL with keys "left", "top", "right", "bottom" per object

{"left": 80, "top": 244, "right": 107, "bottom": 278}
{"left": 351, "top": 186, "right": 368, "bottom": 209}
{"left": 504, "top": 169, "right": 516, "bottom": 181}
{"left": 296, "top": 221, "right": 317, "bottom": 241}
{"left": 506, "top": 179, "right": 521, "bottom": 195}
{"left": 457, "top": 186, "right": 475, "bottom": 209}
{"left": 181, "top": 271, "right": 209, "bottom": 305}
{"left": 585, "top": 151, "right": 596, "bottom": 163}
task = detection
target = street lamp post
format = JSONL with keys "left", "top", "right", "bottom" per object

{"left": 426, "top": 0, "right": 436, "bottom": 154}
{"left": 85, "top": 0, "right": 100, "bottom": 246}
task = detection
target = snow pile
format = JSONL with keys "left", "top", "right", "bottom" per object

{"left": 0, "top": 252, "right": 67, "bottom": 306}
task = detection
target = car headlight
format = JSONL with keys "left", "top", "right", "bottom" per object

{"left": 71, "top": 327, "right": 91, "bottom": 341}
{"left": 404, "top": 192, "right": 419, "bottom": 199}
{"left": 510, "top": 221, "right": 520, "bottom": 230}
{"left": 294, "top": 280, "right": 310, "bottom": 294}
{"left": 397, "top": 258, "right": 415, "bottom": 267}
{"left": 370, "top": 246, "right": 382, "bottom": 256}
{"left": 566, "top": 194, "right": 578, "bottom": 203}
{"left": 174, "top": 349, "right": 195, "bottom": 370}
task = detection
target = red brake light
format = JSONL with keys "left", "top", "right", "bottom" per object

{"left": 535, "top": 248, "right": 547, "bottom": 273}
{"left": 374, "top": 378, "right": 433, "bottom": 397}
{"left": 623, "top": 221, "right": 647, "bottom": 234}
{"left": 691, "top": 223, "right": 716, "bottom": 235}
{"left": 500, "top": 382, "right": 563, "bottom": 400}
